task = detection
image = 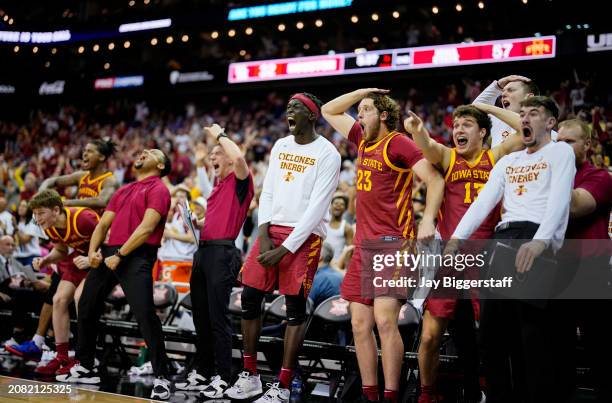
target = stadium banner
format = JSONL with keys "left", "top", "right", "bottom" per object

{"left": 94, "top": 75, "right": 145, "bottom": 90}
{"left": 587, "top": 32, "right": 612, "bottom": 52}
{"left": 228, "top": 35, "right": 556, "bottom": 83}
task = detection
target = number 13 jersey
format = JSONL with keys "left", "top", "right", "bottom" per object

{"left": 348, "top": 122, "right": 423, "bottom": 245}
{"left": 437, "top": 148, "right": 499, "bottom": 240}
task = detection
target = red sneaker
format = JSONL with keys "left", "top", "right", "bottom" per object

{"left": 56, "top": 359, "right": 78, "bottom": 376}
{"left": 35, "top": 358, "right": 63, "bottom": 376}
{"left": 418, "top": 392, "right": 439, "bottom": 403}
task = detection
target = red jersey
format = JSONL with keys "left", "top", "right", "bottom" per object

{"left": 437, "top": 149, "right": 499, "bottom": 240}
{"left": 77, "top": 171, "right": 113, "bottom": 215}
{"left": 45, "top": 207, "right": 100, "bottom": 254}
{"left": 348, "top": 122, "right": 423, "bottom": 245}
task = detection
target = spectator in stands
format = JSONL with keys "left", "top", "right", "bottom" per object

{"left": 14, "top": 200, "right": 43, "bottom": 266}
{"left": 324, "top": 192, "right": 353, "bottom": 264}
{"left": 157, "top": 185, "right": 198, "bottom": 291}
{"left": 308, "top": 243, "right": 344, "bottom": 308}
{"left": 0, "top": 197, "right": 15, "bottom": 236}
{"left": 0, "top": 235, "right": 49, "bottom": 349}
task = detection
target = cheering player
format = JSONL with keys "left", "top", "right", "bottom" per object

{"left": 472, "top": 75, "right": 556, "bottom": 147}
{"left": 322, "top": 89, "right": 444, "bottom": 403}
{"left": 404, "top": 104, "right": 522, "bottom": 403}
{"left": 22, "top": 190, "right": 99, "bottom": 375}
{"left": 449, "top": 97, "right": 575, "bottom": 402}
{"left": 225, "top": 93, "right": 340, "bottom": 403}
{"left": 7, "top": 139, "right": 118, "bottom": 360}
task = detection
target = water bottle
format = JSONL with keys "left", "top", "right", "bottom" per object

{"left": 289, "top": 372, "right": 303, "bottom": 403}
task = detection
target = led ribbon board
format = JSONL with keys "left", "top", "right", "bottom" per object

{"left": 228, "top": 35, "right": 555, "bottom": 83}
{"left": 228, "top": 0, "right": 353, "bottom": 21}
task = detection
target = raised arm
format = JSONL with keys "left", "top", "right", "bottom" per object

{"left": 404, "top": 111, "right": 451, "bottom": 170}
{"left": 322, "top": 88, "right": 388, "bottom": 137}
{"left": 64, "top": 176, "right": 120, "bottom": 209}
{"left": 205, "top": 124, "right": 250, "bottom": 180}
{"left": 473, "top": 103, "right": 524, "bottom": 160}
{"left": 40, "top": 171, "right": 85, "bottom": 191}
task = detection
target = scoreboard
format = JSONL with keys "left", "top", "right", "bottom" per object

{"left": 228, "top": 35, "right": 555, "bottom": 83}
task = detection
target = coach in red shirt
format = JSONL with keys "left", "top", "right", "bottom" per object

{"left": 558, "top": 119, "right": 612, "bottom": 403}
{"left": 175, "top": 124, "right": 254, "bottom": 398}
{"left": 57, "top": 149, "right": 173, "bottom": 400}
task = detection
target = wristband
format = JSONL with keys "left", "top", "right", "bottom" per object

{"left": 217, "top": 132, "right": 228, "bottom": 142}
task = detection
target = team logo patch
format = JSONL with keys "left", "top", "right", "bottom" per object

{"left": 515, "top": 185, "right": 527, "bottom": 196}
{"left": 283, "top": 171, "right": 295, "bottom": 182}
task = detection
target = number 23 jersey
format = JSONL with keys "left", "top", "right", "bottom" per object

{"left": 348, "top": 122, "right": 423, "bottom": 245}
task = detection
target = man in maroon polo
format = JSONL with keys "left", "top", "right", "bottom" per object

{"left": 175, "top": 124, "right": 254, "bottom": 399}
{"left": 558, "top": 118, "right": 612, "bottom": 402}
{"left": 56, "top": 149, "right": 174, "bottom": 401}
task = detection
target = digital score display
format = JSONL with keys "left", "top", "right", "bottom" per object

{"left": 228, "top": 36, "right": 555, "bottom": 83}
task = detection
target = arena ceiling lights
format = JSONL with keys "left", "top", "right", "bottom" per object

{"left": 228, "top": 35, "right": 556, "bottom": 83}
{"left": 228, "top": 0, "right": 352, "bottom": 21}
{"left": 118, "top": 18, "right": 172, "bottom": 33}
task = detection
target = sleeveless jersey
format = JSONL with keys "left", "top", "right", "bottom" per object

{"left": 437, "top": 149, "right": 499, "bottom": 240}
{"left": 348, "top": 123, "right": 423, "bottom": 245}
{"left": 45, "top": 207, "right": 100, "bottom": 254}
{"left": 77, "top": 171, "right": 113, "bottom": 215}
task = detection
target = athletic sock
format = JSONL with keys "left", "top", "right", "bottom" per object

{"left": 243, "top": 354, "right": 257, "bottom": 374}
{"left": 278, "top": 367, "right": 293, "bottom": 389}
{"left": 32, "top": 334, "right": 45, "bottom": 349}
{"left": 56, "top": 342, "right": 69, "bottom": 363}
{"left": 384, "top": 389, "right": 398, "bottom": 403}
{"left": 362, "top": 385, "right": 379, "bottom": 401}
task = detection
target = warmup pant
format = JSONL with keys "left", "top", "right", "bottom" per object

{"left": 190, "top": 240, "right": 241, "bottom": 381}
{"left": 481, "top": 222, "right": 574, "bottom": 403}
{"left": 76, "top": 245, "right": 169, "bottom": 376}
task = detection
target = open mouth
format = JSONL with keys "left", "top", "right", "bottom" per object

{"left": 287, "top": 116, "right": 296, "bottom": 130}
{"left": 213, "top": 163, "right": 220, "bottom": 171}
{"left": 522, "top": 127, "right": 532, "bottom": 137}
{"left": 456, "top": 136, "right": 468, "bottom": 147}
{"left": 502, "top": 99, "right": 510, "bottom": 108}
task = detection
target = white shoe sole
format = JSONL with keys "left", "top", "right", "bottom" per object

{"left": 175, "top": 384, "right": 208, "bottom": 391}
{"left": 225, "top": 386, "right": 263, "bottom": 399}
{"left": 151, "top": 391, "right": 171, "bottom": 400}
{"left": 56, "top": 375, "right": 100, "bottom": 384}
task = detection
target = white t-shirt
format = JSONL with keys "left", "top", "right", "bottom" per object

{"left": 0, "top": 211, "right": 14, "bottom": 236}
{"left": 474, "top": 81, "right": 558, "bottom": 147}
{"left": 325, "top": 220, "right": 347, "bottom": 261}
{"left": 14, "top": 221, "right": 41, "bottom": 258}
{"left": 158, "top": 212, "right": 198, "bottom": 262}
{"left": 258, "top": 135, "right": 341, "bottom": 253}
{"left": 453, "top": 140, "right": 576, "bottom": 251}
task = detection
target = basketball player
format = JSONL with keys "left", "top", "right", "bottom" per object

{"left": 473, "top": 75, "right": 558, "bottom": 146}
{"left": 449, "top": 97, "right": 575, "bottom": 402}
{"left": 322, "top": 88, "right": 445, "bottom": 403}
{"left": 404, "top": 104, "right": 522, "bottom": 403}
{"left": 225, "top": 93, "right": 340, "bottom": 403}
{"left": 7, "top": 139, "right": 118, "bottom": 360}
{"left": 24, "top": 190, "right": 99, "bottom": 375}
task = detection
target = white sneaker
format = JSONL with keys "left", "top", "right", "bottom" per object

{"left": 225, "top": 370, "right": 263, "bottom": 399}
{"left": 39, "top": 349, "right": 56, "bottom": 363}
{"left": 56, "top": 363, "right": 100, "bottom": 384}
{"left": 150, "top": 377, "right": 171, "bottom": 400}
{"left": 253, "top": 382, "right": 290, "bottom": 403}
{"left": 201, "top": 375, "right": 228, "bottom": 398}
{"left": 175, "top": 369, "right": 209, "bottom": 391}
{"left": 128, "top": 361, "right": 154, "bottom": 376}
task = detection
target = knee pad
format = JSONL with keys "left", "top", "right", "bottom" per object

{"left": 241, "top": 286, "right": 265, "bottom": 320}
{"left": 285, "top": 294, "right": 307, "bottom": 325}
